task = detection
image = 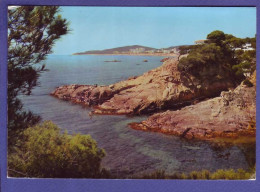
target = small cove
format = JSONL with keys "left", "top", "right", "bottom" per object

{"left": 20, "top": 55, "right": 255, "bottom": 178}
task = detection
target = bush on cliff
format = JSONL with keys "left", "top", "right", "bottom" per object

{"left": 8, "top": 121, "right": 108, "bottom": 178}
{"left": 178, "top": 43, "right": 228, "bottom": 81}
{"left": 232, "top": 50, "right": 256, "bottom": 77}
{"left": 178, "top": 30, "right": 256, "bottom": 87}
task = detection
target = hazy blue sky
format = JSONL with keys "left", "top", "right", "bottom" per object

{"left": 52, "top": 7, "right": 256, "bottom": 55}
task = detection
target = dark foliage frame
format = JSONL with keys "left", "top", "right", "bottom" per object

{"left": 0, "top": 0, "right": 259, "bottom": 192}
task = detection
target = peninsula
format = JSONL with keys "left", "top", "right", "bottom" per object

{"left": 73, "top": 45, "right": 180, "bottom": 57}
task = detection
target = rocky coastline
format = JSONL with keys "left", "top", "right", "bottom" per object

{"left": 51, "top": 58, "right": 256, "bottom": 140}
{"left": 130, "top": 80, "right": 256, "bottom": 140}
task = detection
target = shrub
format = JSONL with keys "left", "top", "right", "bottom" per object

{"left": 8, "top": 121, "right": 107, "bottom": 178}
{"left": 210, "top": 168, "right": 252, "bottom": 180}
{"left": 139, "top": 170, "right": 167, "bottom": 179}
{"left": 178, "top": 42, "right": 234, "bottom": 85}
{"left": 136, "top": 169, "right": 254, "bottom": 180}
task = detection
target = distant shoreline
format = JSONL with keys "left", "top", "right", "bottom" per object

{"left": 72, "top": 53, "right": 179, "bottom": 57}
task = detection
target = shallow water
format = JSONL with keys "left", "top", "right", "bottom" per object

{"left": 20, "top": 55, "right": 255, "bottom": 178}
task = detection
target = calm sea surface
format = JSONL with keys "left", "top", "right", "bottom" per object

{"left": 20, "top": 55, "right": 255, "bottom": 178}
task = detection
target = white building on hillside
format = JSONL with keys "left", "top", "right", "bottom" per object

{"left": 163, "top": 50, "right": 171, "bottom": 54}
{"left": 232, "top": 43, "right": 254, "bottom": 51}
{"left": 242, "top": 43, "right": 254, "bottom": 51}
{"left": 129, "top": 48, "right": 146, "bottom": 53}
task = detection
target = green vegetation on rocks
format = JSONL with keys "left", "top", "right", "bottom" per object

{"left": 8, "top": 121, "right": 109, "bottom": 178}
{"left": 136, "top": 168, "right": 255, "bottom": 180}
{"left": 178, "top": 30, "right": 256, "bottom": 89}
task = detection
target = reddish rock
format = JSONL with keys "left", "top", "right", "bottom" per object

{"left": 51, "top": 57, "right": 256, "bottom": 140}
{"left": 130, "top": 80, "right": 256, "bottom": 140}
{"left": 160, "top": 57, "right": 170, "bottom": 62}
{"left": 51, "top": 58, "right": 234, "bottom": 115}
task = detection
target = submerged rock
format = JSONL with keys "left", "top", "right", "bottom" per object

{"left": 104, "top": 60, "right": 121, "bottom": 62}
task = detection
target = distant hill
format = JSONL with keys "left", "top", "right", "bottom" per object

{"left": 164, "top": 45, "right": 188, "bottom": 50}
{"left": 73, "top": 45, "right": 156, "bottom": 55}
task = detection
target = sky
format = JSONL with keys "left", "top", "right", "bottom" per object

{"left": 52, "top": 7, "right": 256, "bottom": 55}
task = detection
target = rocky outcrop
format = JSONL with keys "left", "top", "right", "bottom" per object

{"left": 51, "top": 58, "right": 234, "bottom": 115}
{"left": 51, "top": 57, "right": 256, "bottom": 140}
{"left": 130, "top": 73, "right": 256, "bottom": 139}
{"left": 160, "top": 57, "right": 170, "bottom": 62}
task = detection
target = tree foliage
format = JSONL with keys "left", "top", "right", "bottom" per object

{"left": 207, "top": 30, "right": 225, "bottom": 45}
{"left": 178, "top": 30, "right": 256, "bottom": 88}
{"left": 178, "top": 43, "right": 224, "bottom": 79}
{"left": 8, "top": 6, "right": 69, "bottom": 144}
{"left": 232, "top": 50, "right": 256, "bottom": 77}
{"left": 8, "top": 121, "right": 108, "bottom": 178}
{"left": 177, "top": 45, "right": 198, "bottom": 60}
{"left": 7, "top": 6, "right": 111, "bottom": 179}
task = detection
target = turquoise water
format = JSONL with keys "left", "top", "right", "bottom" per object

{"left": 20, "top": 55, "right": 254, "bottom": 178}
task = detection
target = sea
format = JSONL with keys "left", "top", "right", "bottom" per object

{"left": 20, "top": 55, "right": 255, "bottom": 178}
